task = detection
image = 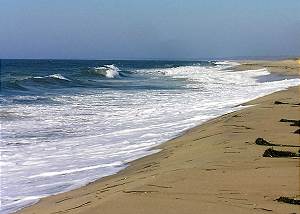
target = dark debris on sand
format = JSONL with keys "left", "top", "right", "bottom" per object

{"left": 255, "top": 138, "right": 276, "bottom": 146}
{"left": 280, "top": 119, "right": 300, "bottom": 127}
{"left": 274, "top": 101, "right": 288, "bottom": 105}
{"left": 255, "top": 138, "right": 300, "bottom": 148}
{"left": 276, "top": 196, "right": 300, "bottom": 205}
{"left": 294, "top": 129, "right": 300, "bottom": 134}
{"left": 263, "top": 148, "right": 299, "bottom": 158}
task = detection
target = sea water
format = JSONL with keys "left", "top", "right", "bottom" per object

{"left": 0, "top": 60, "right": 299, "bottom": 213}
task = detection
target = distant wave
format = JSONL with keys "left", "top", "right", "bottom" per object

{"left": 213, "top": 61, "right": 240, "bottom": 68}
{"left": 87, "top": 65, "right": 120, "bottom": 78}
{"left": 2, "top": 74, "right": 72, "bottom": 91}
{"left": 32, "top": 74, "right": 71, "bottom": 81}
{"left": 1, "top": 65, "right": 123, "bottom": 93}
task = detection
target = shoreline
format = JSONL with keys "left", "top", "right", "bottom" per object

{"left": 16, "top": 59, "right": 300, "bottom": 214}
{"left": 232, "top": 58, "right": 300, "bottom": 76}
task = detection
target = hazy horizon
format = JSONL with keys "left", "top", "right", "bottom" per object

{"left": 1, "top": 0, "right": 300, "bottom": 59}
{"left": 1, "top": 55, "right": 299, "bottom": 61}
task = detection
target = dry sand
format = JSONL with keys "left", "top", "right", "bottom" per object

{"left": 233, "top": 58, "right": 300, "bottom": 76}
{"left": 16, "top": 59, "right": 300, "bottom": 214}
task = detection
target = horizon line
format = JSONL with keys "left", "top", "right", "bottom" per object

{"left": 1, "top": 55, "right": 299, "bottom": 61}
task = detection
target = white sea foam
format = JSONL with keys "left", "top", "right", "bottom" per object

{"left": 48, "top": 74, "right": 71, "bottom": 81}
{"left": 214, "top": 60, "right": 240, "bottom": 66}
{"left": 93, "top": 65, "right": 120, "bottom": 78}
{"left": 28, "top": 161, "right": 123, "bottom": 178}
{"left": 1, "top": 62, "right": 300, "bottom": 214}
{"left": 32, "top": 73, "right": 71, "bottom": 81}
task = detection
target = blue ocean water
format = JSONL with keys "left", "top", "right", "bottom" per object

{"left": 0, "top": 59, "right": 299, "bottom": 213}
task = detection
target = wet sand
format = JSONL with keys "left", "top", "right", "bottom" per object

{"left": 16, "top": 59, "right": 300, "bottom": 214}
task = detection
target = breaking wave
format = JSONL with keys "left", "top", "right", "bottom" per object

{"left": 1, "top": 59, "right": 300, "bottom": 214}
{"left": 1, "top": 65, "right": 123, "bottom": 93}
{"left": 88, "top": 65, "right": 120, "bottom": 78}
{"left": 1, "top": 73, "right": 72, "bottom": 91}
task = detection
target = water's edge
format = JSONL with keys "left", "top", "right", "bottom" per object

{"left": 14, "top": 82, "right": 299, "bottom": 214}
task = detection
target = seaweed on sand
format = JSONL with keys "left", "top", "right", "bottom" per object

{"left": 280, "top": 119, "right": 300, "bottom": 127}
{"left": 294, "top": 129, "right": 300, "bottom": 134}
{"left": 274, "top": 101, "right": 288, "bottom": 105}
{"left": 263, "top": 148, "right": 299, "bottom": 158}
{"left": 276, "top": 196, "right": 300, "bottom": 205}
{"left": 255, "top": 138, "right": 300, "bottom": 147}
{"left": 255, "top": 138, "right": 276, "bottom": 146}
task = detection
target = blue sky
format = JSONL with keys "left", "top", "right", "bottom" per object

{"left": 1, "top": 0, "right": 300, "bottom": 59}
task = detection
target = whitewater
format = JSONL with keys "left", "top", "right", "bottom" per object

{"left": 0, "top": 60, "right": 299, "bottom": 213}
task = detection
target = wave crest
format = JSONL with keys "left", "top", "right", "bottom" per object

{"left": 39, "top": 74, "right": 71, "bottom": 81}
{"left": 89, "top": 65, "right": 120, "bottom": 78}
{"left": 2, "top": 74, "right": 72, "bottom": 91}
{"left": 27, "top": 73, "right": 71, "bottom": 82}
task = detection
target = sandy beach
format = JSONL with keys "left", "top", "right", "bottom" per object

{"left": 232, "top": 58, "right": 300, "bottom": 76}
{"left": 16, "top": 59, "right": 300, "bottom": 214}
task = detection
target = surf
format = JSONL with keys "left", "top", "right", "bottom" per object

{"left": 87, "top": 64, "right": 120, "bottom": 78}
{"left": 1, "top": 59, "right": 300, "bottom": 214}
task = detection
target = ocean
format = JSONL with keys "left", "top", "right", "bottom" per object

{"left": 0, "top": 59, "right": 299, "bottom": 213}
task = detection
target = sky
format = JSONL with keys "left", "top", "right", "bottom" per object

{"left": 1, "top": 0, "right": 300, "bottom": 59}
